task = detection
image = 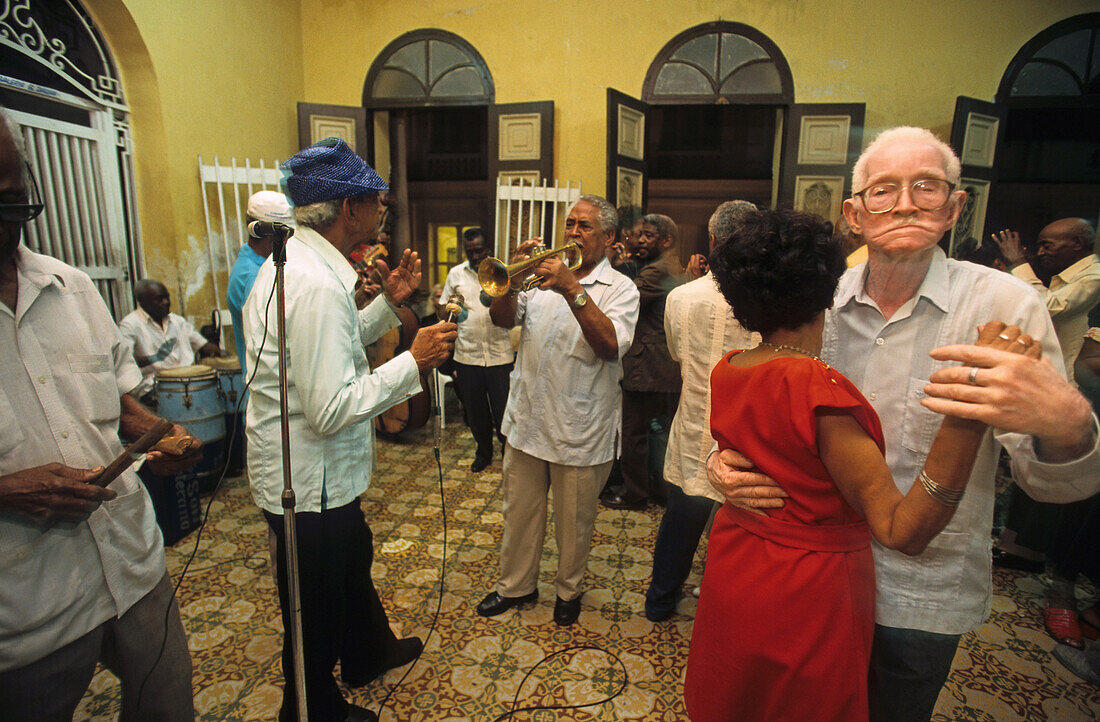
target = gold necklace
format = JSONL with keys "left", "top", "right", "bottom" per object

{"left": 760, "top": 341, "right": 825, "bottom": 365}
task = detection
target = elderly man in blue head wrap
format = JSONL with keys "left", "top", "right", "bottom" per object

{"left": 242, "top": 137, "right": 457, "bottom": 722}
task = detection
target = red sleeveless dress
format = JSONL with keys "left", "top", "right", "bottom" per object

{"left": 685, "top": 352, "right": 885, "bottom": 722}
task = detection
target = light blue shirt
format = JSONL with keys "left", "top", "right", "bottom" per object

{"left": 243, "top": 227, "right": 422, "bottom": 515}
{"left": 227, "top": 243, "right": 266, "bottom": 373}
{"left": 824, "top": 248, "right": 1100, "bottom": 634}
{"left": 501, "top": 258, "right": 639, "bottom": 466}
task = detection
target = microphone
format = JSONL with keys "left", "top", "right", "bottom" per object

{"left": 444, "top": 294, "right": 468, "bottom": 323}
{"left": 248, "top": 221, "right": 294, "bottom": 239}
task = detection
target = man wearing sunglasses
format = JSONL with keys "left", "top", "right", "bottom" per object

{"left": 0, "top": 109, "right": 194, "bottom": 720}
{"left": 708, "top": 126, "right": 1100, "bottom": 722}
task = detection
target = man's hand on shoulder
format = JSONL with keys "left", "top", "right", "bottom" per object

{"left": 707, "top": 448, "right": 788, "bottom": 515}
{"left": 409, "top": 321, "right": 458, "bottom": 370}
{"left": 0, "top": 463, "right": 117, "bottom": 524}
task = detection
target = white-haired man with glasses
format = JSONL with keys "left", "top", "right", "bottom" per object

{"left": 707, "top": 126, "right": 1100, "bottom": 722}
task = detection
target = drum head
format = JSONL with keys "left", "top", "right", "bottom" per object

{"left": 200, "top": 357, "right": 241, "bottom": 373}
{"left": 156, "top": 364, "right": 217, "bottom": 381}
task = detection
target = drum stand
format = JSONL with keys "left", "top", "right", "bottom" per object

{"left": 271, "top": 224, "right": 309, "bottom": 721}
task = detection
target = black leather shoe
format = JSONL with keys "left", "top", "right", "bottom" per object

{"left": 477, "top": 590, "right": 538, "bottom": 617}
{"left": 992, "top": 547, "right": 1045, "bottom": 573}
{"left": 346, "top": 704, "right": 378, "bottom": 722}
{"left": 342, "top": 636, "right": 423, "bottom": 687}
{"left": 600, "top": 493, "right": 647, "bottom": 510}
{"left": 554, "top": 595, "right": 582, "bottom": 626}
{"left": 471, "top": 456, "right": 491, "bottom": 472}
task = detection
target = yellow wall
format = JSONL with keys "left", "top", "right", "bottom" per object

{"left": 298, "top": 0, "right": 1097, "bottom": 193}
{"left": 75, "top": 0, "right": 1095, "bottom": 323}
{"left": 84, "top": 0, "right": 305, "bottom": 322}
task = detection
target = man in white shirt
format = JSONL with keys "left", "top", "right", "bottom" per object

{"left": 119, "top": 279, "right": 220, "bottom": 402}
{"left": 244, "top": 137, "right": 456, "bottom": 722}
{"left": 992, "top": 218, "right": 1100, "bottom": 377}
{"left": 477, "top": 194, "right": 639, "bottom": 627}
{"left": 644, "top": 200, "right": 759, "bottom": 622}
{"left": 708, "top": 127, "right": 1100, "bottom": 722}
{"left": 0, "top": 107, "right": 195, "bottom": 721}
{"left": 439, "top": 227, "right": 514, "bottom": 471}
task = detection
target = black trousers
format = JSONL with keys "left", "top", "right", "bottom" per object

{"left": 452, "top": 361, "right": 512, "bottom": 461}
{"left": 264, "top": 500, "right": 398, "bottom": 722}
{"left": 619, "top": 390, "right": 679, "bottom": 505}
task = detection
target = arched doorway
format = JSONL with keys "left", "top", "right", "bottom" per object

{"left": 362, "top": 29, "right": 496, "bottom": 288}
{"left": 607, "top": 22, "right": 864, "bottom": 259}
{"left": 0, "top": 0, "right": 141, "bottom": 318}
{"left": 992, "top": 13, "right": 1100, "bottom": 242}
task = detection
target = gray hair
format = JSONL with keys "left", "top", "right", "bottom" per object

{"left": 293, "top": 199, "right": 342, "bottom": 230}
{"left": 571, "top": 194, "right": 618, "bottom": 234}
{"left": 641, "top": 213, "right": 678, "bottom": 243}
{"left": 851, "top": 127, "right": 961, "bottom": 194}
{"left": 708, "top": 200, "right": 758, "bottom": 243}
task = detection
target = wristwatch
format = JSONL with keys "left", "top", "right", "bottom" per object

{"left": 570, "top": 290, "right": 589, "bottom": 309}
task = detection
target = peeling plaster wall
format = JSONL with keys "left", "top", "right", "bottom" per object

{"left": 86, "top": 0, "right": 305, "bottom": 330}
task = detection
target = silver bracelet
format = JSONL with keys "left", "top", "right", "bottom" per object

{"left": 919, "top": 470, "right": 964, "bottom": 507}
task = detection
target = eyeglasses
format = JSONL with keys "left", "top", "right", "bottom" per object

{"left": 0, "top": 163, "right": 45, "bottom": 224}
{"left": 853, "top": 178, "right": 955, "bottom": 214}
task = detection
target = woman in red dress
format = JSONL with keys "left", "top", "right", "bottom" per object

{"left": 683, "top": 210, "right": 1040, "bottom": 721}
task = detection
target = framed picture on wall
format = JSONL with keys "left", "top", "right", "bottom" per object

{"left": 949, "top": 178, "right": 991, "bottom": 258}
{"left": 793, "top": 175, "right": 845, "bottom": 224}
{"left": 616, "top": 166, "right": 643, "bottom": 210}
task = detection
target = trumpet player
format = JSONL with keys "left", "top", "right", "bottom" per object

{"left": 476, "top": 194, "right": 639, "bottom": 627}
{"left": 438, "top": 228, "right": 515, "bottom": 472}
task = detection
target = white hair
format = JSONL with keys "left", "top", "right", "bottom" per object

{"left": 293, "top": 199, "right": 341, "bottom": 230}
{"left": 851, "top": 126, "right": 961, "bottom": 195}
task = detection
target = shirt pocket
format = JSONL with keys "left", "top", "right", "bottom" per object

{"left": 893, "top": 530, "right": 969, "bottom": 607}
{"left": 0, "top": 529, "right": 87, "bottom": 632}
{"left": 0, "top": 388, "right": 24, "bottom": 456}
{"left": 68, "top": 354, "right": 120, "bottom": 424}
{"left": 900, "top": 375, "right": 937, "bottom": 456}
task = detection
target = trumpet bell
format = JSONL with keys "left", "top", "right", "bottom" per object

{"left": 477, "top": 258, "right": 513, "bottom": 298}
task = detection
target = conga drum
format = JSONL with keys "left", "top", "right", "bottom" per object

{"left": 154, "top": 365, "right": 227, "bottom": 493}
{"left": 201, "top": 357, "right": 245, "bottom": 477}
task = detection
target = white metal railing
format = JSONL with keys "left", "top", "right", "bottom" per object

{"left": 493, "top": 177, "right": 581, "bottom": 260}
{"left": 197, "top": 155, "right": 284, "bottom": 343}
{"left": 10, "top": 106, "right": 133, "bottom": 318}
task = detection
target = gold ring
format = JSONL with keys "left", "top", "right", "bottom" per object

{"left": 998, "top": 334, "right": 1012, "bottom": 341}
{"left": 1014, "top": 338, "right": 1028, "bottom": 346}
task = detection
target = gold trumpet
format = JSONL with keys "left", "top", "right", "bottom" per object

{"left": 478, "top": 242, "right": 582, "bottom": 297}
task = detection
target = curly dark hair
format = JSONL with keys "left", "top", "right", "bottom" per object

{"left": 711, "top": 209, "right": 845, "bottom": 336}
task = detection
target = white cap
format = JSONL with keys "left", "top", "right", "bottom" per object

{"left": 246, "top": 190, "right": 295, "bottom": 226}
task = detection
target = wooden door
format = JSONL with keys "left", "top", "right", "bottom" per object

{"left": 606, "top": 89, "right": 649, "bottom": 212}
{"left": 777, "top": 103, "right": 865, "bottom": 225}
{"left": 947, "top": 96, "right": 1006, "bottom": 257}
{"left": 488, "top": 101, "right": 554, "bottom": 255}
{"left": 296, "top": 103, "right": 369, "bottom": 158}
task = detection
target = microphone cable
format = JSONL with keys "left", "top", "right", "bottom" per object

{"left": 136, "top": 270, "right": 279, "bottom": 711}
{"left": 491, "top": 644, "right": 628, "bottom": 721}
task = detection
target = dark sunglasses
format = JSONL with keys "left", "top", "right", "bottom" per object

{"left": 0, "top": 163, "right": 44, "bottom": 224}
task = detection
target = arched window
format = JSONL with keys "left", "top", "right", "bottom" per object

{"left": 997, "top": 12, "right": 1100, "bottom": 100}
{"left": 363, "top": 29, "right": 494, "bottom": 108}
{"left": 642, "top": 21, "right": 792, "bottom": 105}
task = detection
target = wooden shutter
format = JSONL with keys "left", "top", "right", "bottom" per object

{"left": 777, "top": 103, "right": 865, "bottom": 225}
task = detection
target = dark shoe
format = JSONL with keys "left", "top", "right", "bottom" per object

{"left": 600, "top": 493, "right": 647, "bottom": 510}
{"left": 471, "top": 456, "right": 491, "bottom": 473}
{"left": 645, "top": 604, "right": 674, "bottom": 622}
{"left": 1053, "top": 644, "right": 1100, "bottom": 686}
{"left": 342, "top": 636, "right": 423, "bottom": 687}
{"left": 554, "top": 595, "right": 582, "bottom": 626}
{"left": 992, "top": 547, "right": 1045, "bottom": 573}
{"left": 346, "top": 704, "right": 378, "bottom": 722}
{"left": 477, "top": 590, "right": 537, "bottom": 617}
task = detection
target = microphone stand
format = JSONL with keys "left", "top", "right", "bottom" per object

{"left": 271, "top": 224, "right": 309, "bottom": 721}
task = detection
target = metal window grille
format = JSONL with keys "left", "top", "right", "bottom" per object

{"left": 493, "top": 177, "right": 581, "bottom": 259}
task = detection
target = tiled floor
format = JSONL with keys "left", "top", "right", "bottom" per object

{"left": 77, "top": 408, "right": 1100, "bottom": 720}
